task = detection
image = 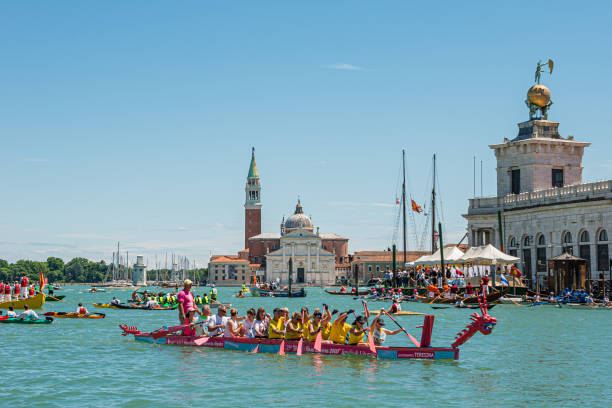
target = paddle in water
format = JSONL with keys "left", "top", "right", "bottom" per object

{"left": 278, "top": 340, "right": 285, "bottom": 356}
{"left": 383, "top": 311, "right": 420, "bottom": 347}
{"left": 313, "top": 304, "right": 327, "bottom": 352}
{"left": 362, "top": 300, "right": 376, "bottom": 354}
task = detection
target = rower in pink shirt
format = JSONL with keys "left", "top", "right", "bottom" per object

{"left": 177, "top": 279, "right": 201, "bottom": 335}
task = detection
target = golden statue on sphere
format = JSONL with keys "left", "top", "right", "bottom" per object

{"left": 525, "top": 59, "right": 554, "bottom": 120}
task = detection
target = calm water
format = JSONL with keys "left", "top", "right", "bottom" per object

{"left": 1, "top": 285, "right": 610, "bottom": 407}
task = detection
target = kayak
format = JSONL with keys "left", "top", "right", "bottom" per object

{"left": 0, "top": 316, "right": 53, "bottom": 324}
{"left": 46, "top": 295, "right": 66, "bottom": 302}
{"left": 43, "top": 312, "right": 105, "bottom": 319}
{"left": 369, "top": 310, "right": 425, "bottom": 316}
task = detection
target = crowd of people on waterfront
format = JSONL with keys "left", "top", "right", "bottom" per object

{"left": 174, "top": 280, "right": 403, "bottom": 346}
{"left": 0, "top": 275, "right": 41, "bottom": 302}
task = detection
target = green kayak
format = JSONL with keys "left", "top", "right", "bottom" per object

{"left": 0, "top": 316, "right": 54, "bottom": 324}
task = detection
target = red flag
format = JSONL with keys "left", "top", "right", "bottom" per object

{"left": 396, "top": 197, "right": 400, "bottom": 205}
{"left": 510, "top": 266, "right": 522, "bottom": 277}
{"left": 411, "top": 199, "right": 422, "bottom": 213}
{"left": 455, "top": 268, "right": 464, "bottom": 276}
{"left": 39, "top": 269, "right": 45, "bottom": 292}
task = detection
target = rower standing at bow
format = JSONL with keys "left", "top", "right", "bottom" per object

{"left": 177, "top": 279, "right": 201, "bottom": 333}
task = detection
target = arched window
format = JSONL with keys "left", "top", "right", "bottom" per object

{"left": 580, "top": 230, "right": 590, "bottom": 243}
{"left": 563, "top": 231, "right": 572, "bottom": 244}
{"left": 599, "top": 229, "right": 608, "bottom": 242}
{"left": 523, "top": 236, "right": 531, "bottom": 246}
{"left": 538, "top": 234, "right": 545, "bottom": 246}
{"left": 509, "top": 237, "right": 517, "bottom": 247}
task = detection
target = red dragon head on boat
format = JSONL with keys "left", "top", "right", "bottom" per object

{"left": 451, "top": 290, "right": 497, "bottom": 348}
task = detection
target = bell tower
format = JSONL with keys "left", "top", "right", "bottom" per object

{"left": 244, "top": 147, "right": 262, "bottom": 249}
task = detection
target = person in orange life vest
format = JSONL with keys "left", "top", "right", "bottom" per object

{"left": 20, "top": 275, "right": 28, "bottom": 299}
{"left": 76, "top": 302, "right": 89, "bottom": 314}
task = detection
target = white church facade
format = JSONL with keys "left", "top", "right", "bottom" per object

{"left": 264, "top": 201, "right": 336, "bottom": 285}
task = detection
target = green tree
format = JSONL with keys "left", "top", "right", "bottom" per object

{"left": 47, "top": 257, "right": 64, "bottom": 272}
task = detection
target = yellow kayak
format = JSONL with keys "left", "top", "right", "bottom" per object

{"left": 0, "top": 293, "right": 46, "bottom": 309}
{"left": 369, "top": 310, "right": 425, "bottom": 316}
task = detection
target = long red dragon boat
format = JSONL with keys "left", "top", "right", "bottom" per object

{"left": 119, "top": 293, "right": 497, "bottom": 361}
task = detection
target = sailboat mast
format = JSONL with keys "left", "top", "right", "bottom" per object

{"left": 402, "top": 148, "right": 407, "bottom": 273}
{"left": 431, "top": 154, "right": 437, "bottom": 254}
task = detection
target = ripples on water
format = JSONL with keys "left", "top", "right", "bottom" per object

{"left": 1, "top": 286, "right": 610, "bottom": 407}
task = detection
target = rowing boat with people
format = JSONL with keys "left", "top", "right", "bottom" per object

{"left": 43, "top": 312, "right": 106, "bottom": 319}
{"left": 119, "top": 291, "right": 498, "bottom": 361}
{"left": 94, "top": 303, "right": 177, "bottom": 310}
{"left": 251, "top": 287, "right": 307, "bottom": 297}
{"left": 325, "top": 289, "right": 370, "bottom": 296}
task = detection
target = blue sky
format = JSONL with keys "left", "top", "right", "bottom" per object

{"left": 1, "top": 1, "right": 611, "bottom": 266}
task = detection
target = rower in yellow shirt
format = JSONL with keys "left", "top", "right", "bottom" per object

{"left": 268, "top": 308, "right": 286, "bottom": 339}
{"left": 329, "top": 310, "right": 353, "bottom": 344}
{"left": 285, "top": 312, "right": 303, "bottom": 340}
{"left": 347, "top": 316, "right": 367, "bottom": 345}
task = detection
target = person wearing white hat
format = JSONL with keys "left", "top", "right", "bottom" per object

{"left": 178, "top": 279, "right": 201, "bottom": 332}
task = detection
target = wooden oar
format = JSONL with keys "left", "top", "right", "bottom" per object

{"left": 362, "top": 300, "right": 376, "bottom": 354}
{"left": 383, "top": 311, "right": 420, "bottom": 347}
{"left": 428, "top": 294, "right": 441, "bottom": 304}
{"left": 278, "top": 340, "right": 285, "bottom": 355}
{"left": 313, "top": 305, "right": 326, "bottom": 352}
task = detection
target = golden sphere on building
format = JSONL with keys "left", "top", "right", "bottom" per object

{"left": 527, "top": 84, "right": 551, "bottom": 108}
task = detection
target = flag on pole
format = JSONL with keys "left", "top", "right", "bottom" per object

{"left": 411, "top": 199, "right": 423, "bottom": 213}
{"left": 500, "top": 275, "right": 509, "bottom": 285}
{"left": 396, "top": 197, "right": 400, "bottom": 205}
{"left": 39, "top": 269, "right": 45, "bottom": 292}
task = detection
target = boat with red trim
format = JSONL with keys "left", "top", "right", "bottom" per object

{"left": 119, "top": 292, "right": 497, "bottom": 361}
{"left": 325, "top": 288, "right": 369, "bottom": 296}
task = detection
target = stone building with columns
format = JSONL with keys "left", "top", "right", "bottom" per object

{"left": 464, "top": 81, "right": 611, "bottom": 288}
{"left": 261, "top": 201, "right": 337, "bottom": 285}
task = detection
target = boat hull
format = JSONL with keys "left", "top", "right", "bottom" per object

{"left": 94, "top": 303, "right": 177, "bottom": 310}
{"left": 132, "top": 334, "right": 459, "bottom": 360}
{"left": 44, "top": 312, "right": 105, "bottom": 319}
{"left": 325, "top": 289, "right": 370, "bottom": 296}
{"left": 46, "top": 295, "right": 66, "bottom": 302}
{"left": 0, "top": 316, "right": 53, "bottom": 324}
{"left": 0, "top": 293, "right": 46, "bottom": 309}
{"left": 251, "top": 288, "right": 307, "bottom": 297}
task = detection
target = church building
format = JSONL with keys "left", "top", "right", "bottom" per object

{"left": 209, "top": 148, "right": 348, "bottom": 285}
{"left": 464, "top": 69, "right": 611, "bottom": 289}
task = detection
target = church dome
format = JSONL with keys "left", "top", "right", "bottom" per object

{"left": 284, "top": 201, "right": 313, "bottom": 232}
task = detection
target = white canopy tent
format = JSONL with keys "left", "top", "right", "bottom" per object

{"left": 414, "top": 246, "right": 465, "bottom": 266}
{"left": 458, "top": 244, "right": 520, "bottom": 265}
